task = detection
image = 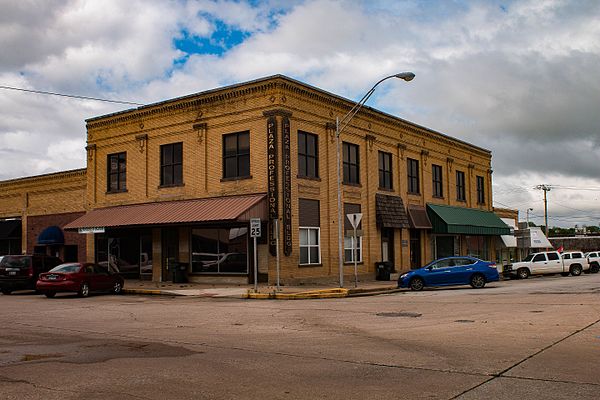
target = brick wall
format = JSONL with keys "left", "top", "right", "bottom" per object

{"left": 84, "top": 76, "right": 494, "bottom": 283}
{"left": 27, "top": 212, "right": 87, "bottom": 261}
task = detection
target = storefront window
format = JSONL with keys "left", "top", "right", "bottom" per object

{"left": 466, "top": 236, "right": 489, "bottom": 260}
{"left": 191, "top": 228, "right": 248, "bottom": 274}
{"left": 95, "top": 230, "right": 150, "bottom": 279}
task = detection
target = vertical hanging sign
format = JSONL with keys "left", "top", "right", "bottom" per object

{"left": 267, "top": 116, "right": 278, "bottom": 256}
{"left": 282, "top": 116, "right": 292, "bottom": 256}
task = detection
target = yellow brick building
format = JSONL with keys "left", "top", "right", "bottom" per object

{"left": 0, "top": 169, "right": 87, "bottom": 261}
{"left": 1, "top": 75, "right": 510, "bottom": 285}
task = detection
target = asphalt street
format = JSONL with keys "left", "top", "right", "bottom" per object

{"left": 1, "top": 273, "right": 599, "bottom": 399}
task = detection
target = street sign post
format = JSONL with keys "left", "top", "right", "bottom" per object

{"left": 346, "top": 213, "right": 363, "bottom": 288}
{"left": 250, "top": 218, "right": 261, "bottom": 291}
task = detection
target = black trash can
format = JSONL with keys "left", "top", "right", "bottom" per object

{"left": 172, "top": 262, "right": 188, "bottom": 283}
{"left": 375, "top": 261, "right": 391, "bottom": 281}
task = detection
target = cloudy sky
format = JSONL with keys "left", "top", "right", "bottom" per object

{"left": 1, "top": 0, "right": 599, "bottom": 228}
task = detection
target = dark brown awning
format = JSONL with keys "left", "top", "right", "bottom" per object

{"left": 375, "top": 194, "right": 409, "bottom": 229}
{"left": 64, "top": 194, "right": 267, "bottom": 230}
{"left": 407, "top": 204, "right": 432, "bottom": 229}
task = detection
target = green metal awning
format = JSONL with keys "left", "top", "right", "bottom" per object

{"left": 426, "top": 204, "right": 511, "bottom": 236}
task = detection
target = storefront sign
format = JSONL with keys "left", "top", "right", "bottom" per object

{"left": 282, "top": 116, "right": 292, "bottom": 256}
{"left": 267, "top": 116, "right": 278, "bottom": 256}
{"left": 78, "top": 227, "right": 105, "bottom": 234}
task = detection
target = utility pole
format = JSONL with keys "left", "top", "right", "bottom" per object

{"left": 535, "top": 185, "right": 551, "bottom": 235}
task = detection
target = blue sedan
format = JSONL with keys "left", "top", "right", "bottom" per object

{"left": 398, "top": 256, "right": 499, "bottom": 291}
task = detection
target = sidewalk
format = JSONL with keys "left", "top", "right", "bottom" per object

{"left": 122, "top": 274, "right": 402, "bottom": 299}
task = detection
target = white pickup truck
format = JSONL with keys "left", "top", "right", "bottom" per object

{"left": 503, "top": 251, "right": 589, "bottom": 279}
{"left": 585, "top": 251, "right": 600, "bottom": 273}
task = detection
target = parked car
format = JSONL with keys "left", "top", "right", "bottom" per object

{"left": 584, "top": 251, "right": 600, "bottom": 273}
{"left": 0, "top": 254, "right": 62, "bottom": 295}
{"left": 36, "top": 262, "right": 124, "bottom": 298}
{"left": 503, "top": 250, "right": 587, "bottom": 279}
{"left": 398, "top": 256, "right": 499, "bottom": 291}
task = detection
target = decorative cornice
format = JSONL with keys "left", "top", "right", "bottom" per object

{"left": 85, "top": 75, "right": 491, "bottom": 158}
{"left": 0, "top": 169, "right": 87, "bottom": 187}
{"left": 262, "top": 109, "right": 293, "bottom": 118}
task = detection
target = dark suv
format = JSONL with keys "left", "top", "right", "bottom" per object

{"left": 0, "top": 254, "right": 63, "bottom": 294}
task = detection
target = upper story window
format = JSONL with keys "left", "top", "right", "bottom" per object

{"left": 160, "top": 142, "right": 183, "bottom": 186}
{"left": 298, "top": 131, "right": 318, "bottom": 178}
{"left": 476, "top": 175, "right": 485, "bottom": 204}
{"left": 456, "top": 170, "right": 466, "bottom": 201}
{"left": 378, "top": 151, "right": 393, "bottom": 190}
{"left": 107, "top": 152, "right": 126, "bottom": 192}
{"left": 407, "top": 158, "right": 419, "bottom": 194}
{"left": 223, "top": 131, "right": 250, "bottom": 179}
{"left": 343, "top": 142, "right": 360, "bottom": 184}
{"left": 432, "top": 164, "right": 443, "bottom": 198}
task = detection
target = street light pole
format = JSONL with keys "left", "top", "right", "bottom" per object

{"left": 335, "top": 72, "right": 415, "bottom": 288}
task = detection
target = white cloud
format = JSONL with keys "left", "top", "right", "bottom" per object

{"left": 0, "top": 0, "right": 599, "bottom": 227}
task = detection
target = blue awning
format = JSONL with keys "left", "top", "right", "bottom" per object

{"left": 37, "top": 226, "right": 65, "bottom": 245}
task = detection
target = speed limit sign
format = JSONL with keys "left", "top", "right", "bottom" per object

{"left": 250, "top": 218, "right": 261, "bottom": 238}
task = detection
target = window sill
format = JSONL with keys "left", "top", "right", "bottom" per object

{"left": 432, "top": 195, "right": 444, "bottom": 199}
{"left": 221, "top": 175, "right": 253, "bottom": 182}
{"left": 456, "top": 199, "right": 467, "bottom": 203}
{"left": 344, "top": 262, "right": 364, "bottom": 265}
{"left": 158, "top": 183, "right": 185, "bottom": 189}
{"left": 408, "top": 192, "right": 421, "bottom": 196}
{"left": 378, "top": 187, "right": 394, "bottom": 192}
{"left": 297, "top": 175, "right": 321, "bottom": 182}
{"left": 343, "top": 182, "right": 362, "bottom": 188}
{"left": 298, "top": 263, "right": 323, "bottom": 268}
{"left": 106, "top": 189, "right": 128, "bottom": 194}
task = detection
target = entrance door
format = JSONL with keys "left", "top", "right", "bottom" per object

{"left": 409, "top": 229, "right": 421, "bottom": 269}
{"left": 161, "top": 228, "right": 179, "bottom": 282}
{"left": 381, "top": 228, "right": 395, "bottom": 270}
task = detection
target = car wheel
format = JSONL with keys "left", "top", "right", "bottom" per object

{"left": 78, "top": 282, "right": 90, "bottom": 298}
{"left": 45, "top": 292, "right": 56, "bottom": 298}
{"left": 112, "top": 281, "right": 123, "bottom": 295}
{"left": 517, "top": 268, "right": 530, "bottom": 279}
{"left": 409, "top": 277, "right": 424, "bottom": 291}
{"left": 470, "top": 274, "right": 486, "bottom": 289}
{"left": 570, "top": 265, "right": 583, "bottom": 276}
{"left": 1, "top": 289, "right": 11, "bottom": 295}
{"left": 590, "top": 263, "right": 599, "bottom": 274}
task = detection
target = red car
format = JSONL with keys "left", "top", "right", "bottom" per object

{"left": 37, "top": 263, "right": 124, "bottom": 298}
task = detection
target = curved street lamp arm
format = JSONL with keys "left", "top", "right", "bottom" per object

{"left": 337, "top": 72, "right": 414, "bottom": 135}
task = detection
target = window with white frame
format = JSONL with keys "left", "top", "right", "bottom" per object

{"left": 344, "top": 235, "right": 362, "bottom": 263}
{"left": 343, "top": 202, "right": 362, "bottom": 263}
{"left": 299, "top": 227, "right": 321, "bottom": 265}
{"left": 298, "top": 198, "right": 321, "bottom": 265}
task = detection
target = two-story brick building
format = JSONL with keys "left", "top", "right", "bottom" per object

{"left": 1, "top": 75, "right": 510, "bottom": 285}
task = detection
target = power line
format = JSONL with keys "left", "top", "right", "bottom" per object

{"left": 0, "top": 85, "right": 143, "bottom": 106}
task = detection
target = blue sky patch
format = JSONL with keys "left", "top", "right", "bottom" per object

{"left": 174, "top": 20, "right": 249, "bottom": 57}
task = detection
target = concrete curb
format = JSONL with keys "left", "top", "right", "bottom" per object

{"left": 122, "top": 285, "right": 402, "bottom": 299}
{"left": 122, "top": 288, "right": 164, "bottom": 296}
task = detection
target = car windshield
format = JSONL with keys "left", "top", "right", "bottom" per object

{"left": 523, "top": 254, "right": 534, "bottom": 262}
{"left": 49, "top": 264, "right": 81, "bottom": 273}
{"left": 0, "top": 256, "right": 30, "bottom": 268}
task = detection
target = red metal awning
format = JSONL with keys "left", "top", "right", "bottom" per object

{"left": 407, "top": 204, "right": 432, "bottom": 230}
{"left": 64, "top": 194, "right": 267, "bottom": 230}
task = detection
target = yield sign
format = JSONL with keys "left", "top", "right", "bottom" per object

{"left": 346, "top": 213, "right": 363, "bottom": 229}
